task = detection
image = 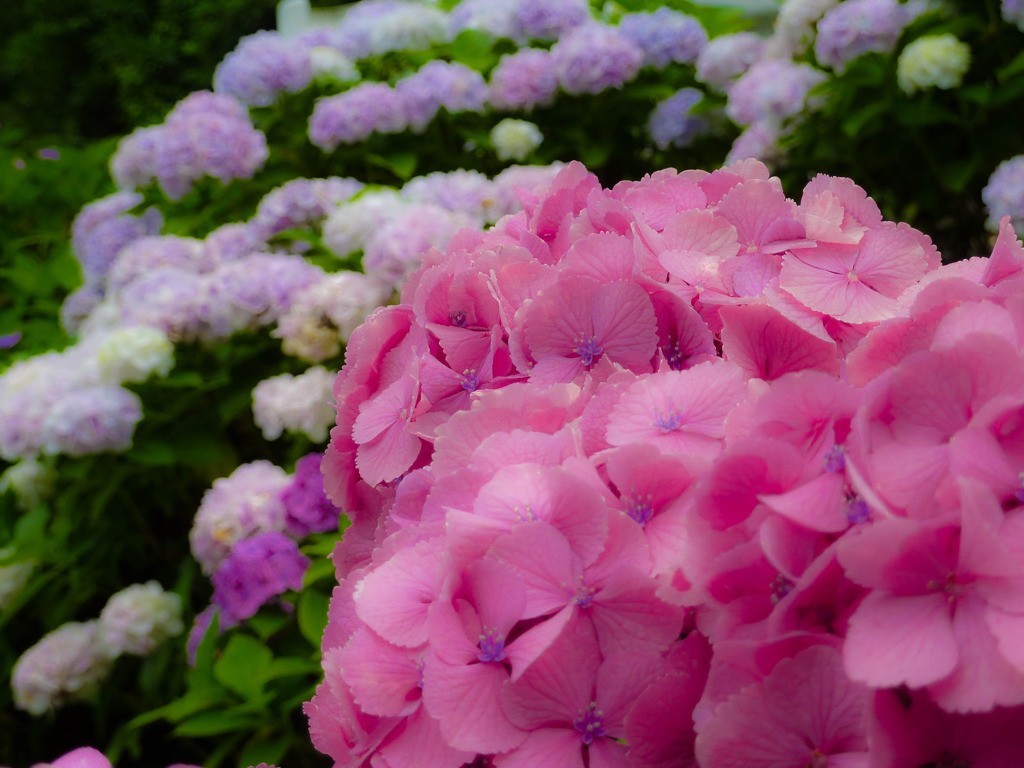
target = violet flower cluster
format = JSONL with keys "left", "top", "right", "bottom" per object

{"left": 214, "top": 30, "right": 314, "bottom": 107}
{"left": 27, "top": 746, "right": 200, "bottom": 768}
{"left": 307, "top": 159, "right": 1024, "bottom": 767}
{"left": 983, "top": 155, "right": 1024, "bottom": 233}
{"left": 110, "top": 91, "right": 268, "bottom": 200}
{"left": 814, "top": 0, "right": 924, "bottom": 73}
{"left": 189, "top": 455, "right": 340, "bottom": 639}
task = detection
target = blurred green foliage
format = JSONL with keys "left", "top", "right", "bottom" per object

{"left": 0, "top": 0, "right": 277, "bottom": 141}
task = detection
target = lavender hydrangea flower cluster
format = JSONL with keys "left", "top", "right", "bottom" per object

{"left": 110, "top": 91, "right": 268, "bottom": 200}
{"left": 726, "top": 58, "right": 827, "bottom": 126}
{"left": 815, "top": 0, "right": 923, "bottom": 73}
{"left": 648, "top": 87, "right": 708, "bottom": 150}
{"left": 769, "top": 0, "right": 840, "bottom": 58}
{"left": 400, "top": 169, "right": 499, "bottom": 222}
{"left": 252, "top": 366, "right": 338, "bottom": 440}
{"left": 618, "top": 8, "right": 708, "bottom": 69}
{"left": 0, "top": 335, "right": 163, "bottom": 461}
{"left": 486, "top": 48, "right": 558, "bottom": 111}
{"left": 1005, "top": 0, "right": 1024, "bottom": 30}
{"left": 189, "top": 461, "right": 291, "bottom": 575}
{"left": 309, "top": 82, "right": 406, "bottom": 149}
{"left": 70, "top": 192, "right": 163, "bottom": 286}
{"left": 362, "top": 204, "right": 477, "bottom": 283}
{"left": 280, "top": 453, "right": 341, "bottom": 537}
{"left": 211, "top": 531, "right": 310, "bottom": 628}
{"left": 339, "top": 0, "right": 452, "bottom": 58}
{"left": 107, "top": 235, "right": 209, "bottom": 292}
{"left": 550, "top": 23, "right": 644, "bottom": 95}
{"left": 983, "top": 155, "right": 1024, "bottom": 232}
{"left": 394, "top": 60, "right": 488, "bottom": 131}
{"left": 696, "top": 32, "right": 769, "bottom": 91}
{"left": 250, "top": 177, "right": 365, "bottom": 242}
{"left": 509, "top": 0, "right": 589, "bottom": 43}
{"left": 213, "top": 30, "right": 313, "bottom": 107}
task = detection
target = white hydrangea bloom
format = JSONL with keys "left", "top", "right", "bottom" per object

{"left": 12, "top": 621, "right": 114, "bottom": 714}
{"left": 490, "top": 118, "right": 544, "bottom": 162}
{"left": 95, "top": 325, "right": 175, "bottom": 385}
{"left": 97, "top": 581, "right": 184, "bottom": 656}
{"left": 252, "top": 366, "right": 337, "bottom": 442}
{"left": 322, "top": 190, "right": 410, "bottom": 258}
{"left": 310, "top": 47, "right": 360, "bottom": 83}
{"left": 275, "top": 272, "right": 393, "bottom": 362}
{"left": 897, "top": 34, "right": 971, "bottom": 94}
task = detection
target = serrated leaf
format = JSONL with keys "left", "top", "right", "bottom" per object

{"left": 247, "top": 609, "right": 289, "bottom": 641}
{"left": 172, "top": 709, "right": 264, "bottom": 738}
{"left": 263, "top": 656, "right": 322, "bottom": 681}
{"left": 214, "top": 633, "right": 274, "bottom": 700}
{"left": 297, "top": 589, "right": 330, "bottom": 647}
{"left": 366, "top": 152, "right": 418, "bottom": 181}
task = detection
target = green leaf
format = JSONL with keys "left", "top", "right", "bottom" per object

{"left": 940, "top": 157, "right": 977, "bottom": 193}
{"left": 237, "top": 735, "right": 290, "bottom": 768}
{"left": 842, "top": 101, "right": 889, "bottom": 138}
{"left": 247, "top": 609, "right": 290, "bottom": 641}
{"left": 172, "top": 708, "right": 265, "bottom": 738}
{"left": 263, "top": 656, "right": 322, "bottom": 682}
{"left": 998, "top": 50, "right": 1024, "bottom": 81}
{"left": 297, "top": 589, "right": 330, "bottom": 647}
{"left": 449, "top": 28, "right": 497, "bottom": 72}
{"left": 13, "top": 504, "right": 49, "bottom": 545}
{"left": 214, "top": 633, "right": 274, "bottom": 700}
{"left": 366, "top": 152, "right": 418, "bottom": 181}
{"left": 302, "top": 556, "right": 336, "bottom": 589}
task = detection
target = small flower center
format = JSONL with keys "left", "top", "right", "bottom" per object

{"left": 572, "top": 335, "right": 603, "bottom": 367}
{"left": 927, "top": 573, "right": 964, "bottom": 601}
{"left": 460, "top": 369, "right": 479, "bottom": 392}
{"left": 823, "top": 445, "right": 846, "bottom": 473}
{"left": 664, "top": 342, "right": 686, "bottom": 370}
{"left": 626, "top": 493, "right": 655, "bottom": 525}
{"left": 450, "top": 310, "right": 467, "bottom": 327}
{"left": 565, "top": 575, "right": 596, "bottom": 608}
{"left": 844, "top": 490, "right": 869, "bottom": 524}
{"left": 805, "top": 749, "right": 828, "bottom": 768}
{"left": 477, "top": 627, "right": 506, "bottom": 663}
{"left": 573, "top": 702, "right": 607, "bottom": 745}
{"left": 651, "top": 406, "right": 684, "bottom": 433}
{"left": 769, "top": 574, "right": 795, "bottom": 605}
{"left": 1016, "top": 472, "right": 1024, "bottom": 503}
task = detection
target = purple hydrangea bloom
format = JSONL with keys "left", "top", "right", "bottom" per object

{"left": 1005, "top": 0, "right": 1024, "bottom": 30}
{"left": 551, "top": 23, "right": 644, "bottom": 95}
{"left": 487, "top": 48, "right": 558, "bottom": 111}
{"left": 0, "top": 332, "right": 19, "bottom": 349}
{"left": 71, "top": 192, "right": 163, "bottom": 285}
{"left": 983, "top": 155, "right": 1024, "bottom": 232}
{"left": 110, "top": 126, "right": 163, "bottom": 191}
{"left": 363, "top": 204, "right": 476, "bottom": 283}
{"left": 42, "top": 385, "right": 143, "bottom": 457}
{"left": 619, "top": 8, "right": 708, "bottom": 68}
{"left": 282, "top": 454, "right": 342, "bottom": 537}
{"left": 211, "top": 531, "right": 310, "bottom": 627}
{"left": 107, "top": 235, "right": 209, "bottom": 292}
{"left": 726, "top": 59, "right": 826, "bottom": 126}
{"left": 648, "top": 88, "right": 708, "bottom": 150}
{"left": 251, "top": 177, "right": 364, "bottom": 241}
{"left": 695, "top": 32, "right": 768, "bottom": 92}
{"left": 154, "top": 109, "right": 269, "bottom": 200}
{"left": 60, "top": 285, "right": 105, "bottom": 335}
{"left": 815, "top": 0, "right": 922, "bottom": 73}
{"left": 167, "top": 90, "right": 250, "bottom": 124}
{"left": 726, "top": 121, "right": 783, "bottom": 166}
{"left": 308, "top": 83, "right": 407, "bottom": 150}
{"left": 213, "top": 30, "right": 313, "bottom": 107}
{"left": 117, "top": 267, "right": 205, "bottom": 340}
{"left": 511, "top": 0, "right": 590, "bottom": 43}
{"left": 199, "top": 254, "right": 324, "bottom": 340}
{"left": 203, "top": 223, "right": 264, "bottom": 264}
{"left": 333, "top": 1, "right": 451, "bottom": 58}
{"left": 401, "top": 169, "right": 499, "bottom": 223}
{"left": 0, "top": 352, "right": 78, "bottom": 460}
{"left": 190, "top": 461, "right": 291, "bottom": 575}
{"left": 112, "top": 92, "right": 267, "bottom": 201}
{"left": 395, "top": 61, "right": 489, "bottom": 132}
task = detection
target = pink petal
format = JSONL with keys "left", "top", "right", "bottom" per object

{"left": 421, "top": 655, "right": 526, "bottom": 753}
{"left": 843, "top": 591, "right": 957, "bottom": 688}
{"left": 493, "top": 728, "right": 585, "bottom": 768}
{"left": 339, "top": 628, "right": 422, "bottom": 717}
{"left": 591, "top": 281, "right": 658, "bottom": 369}
{"left": 720, "top": 303, "right": 839, "bottom": 381}
{"left": 377, "top": 707, "right": 474, "bottom": 768}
